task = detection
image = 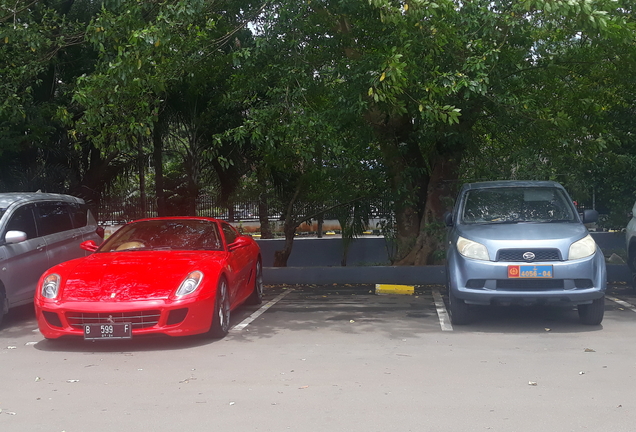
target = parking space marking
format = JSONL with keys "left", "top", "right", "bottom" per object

{"left": 432, "top": 289, "right": 453, "bottom": 331}
{"left": 607, "top": 296, "right": 636, "bottom": 314}
{"left": 231, "top": 289, "right": 294, "bottom": 332}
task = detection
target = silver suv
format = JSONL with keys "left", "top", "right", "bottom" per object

{"left": 0, "top": 193, "right": 103, "bottom": 326}
{"left": 626, "top": 201, "right": 636, "bottom": 287}
{"left": 445, "top": 181, "right": 606, "bottom": 325}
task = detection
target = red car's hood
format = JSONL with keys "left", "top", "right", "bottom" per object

{"left": 60, "top": 251, "right": 225, "bottom": 302}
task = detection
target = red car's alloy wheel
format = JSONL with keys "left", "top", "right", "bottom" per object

{"left": 208, "top": 278, "right": 230, "bottom": 338}
{"left": 246, "top": 260, "right": 263, "bottom": 305}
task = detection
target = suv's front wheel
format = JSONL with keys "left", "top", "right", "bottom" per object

{"left": 449, "top": 289, "right": 470, "bottom": 325}
{"left": 578, "top": 296, "right": 605, "bottom": 325}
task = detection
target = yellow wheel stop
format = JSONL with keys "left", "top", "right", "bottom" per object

{"left": 375, "top": 284, "right": 415, "bottom": 295}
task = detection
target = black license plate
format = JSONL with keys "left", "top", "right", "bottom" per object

{"left": 84, "top": 323, "right": 132, "bottom": 340}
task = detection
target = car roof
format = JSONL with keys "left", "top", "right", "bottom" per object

{"left": 0, "top": 192, "right": 84, "bottom": 210}
{"left": 460, "top": 180, "right": 565, "bottom": 191}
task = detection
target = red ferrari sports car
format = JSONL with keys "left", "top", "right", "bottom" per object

{"left": 34, "top": 217, "right": 263, "bottom": 340}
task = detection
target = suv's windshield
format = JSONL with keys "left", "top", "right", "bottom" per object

{"left": 461, "top": 187, "right": 576, "bottom": 224}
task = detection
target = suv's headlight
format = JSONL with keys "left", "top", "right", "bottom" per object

{"left": 568, "top": 235, "right": 597, "bottom": 260}
{"left": 457, "top": 236, "right": 490, "bottom": 261}
{"left": 41, "top": 274, "right": 61, "bottom": 299}
{"left": 175, "top": 271, "right": 204, "bottom": 297}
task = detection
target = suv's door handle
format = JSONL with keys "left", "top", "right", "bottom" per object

{"left": 37, "top": 243, "right": 46, "bottom": 251}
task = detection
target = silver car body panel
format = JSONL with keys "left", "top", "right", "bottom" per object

{"left": 0, "top": 193, "right": 102, "bottom": 309}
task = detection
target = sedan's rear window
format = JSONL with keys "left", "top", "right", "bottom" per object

{"left": 461, "top": 187, "right": 576, "bottom": 224}
{"left": 99, "top": 219, "right": 222, "bottom": 252}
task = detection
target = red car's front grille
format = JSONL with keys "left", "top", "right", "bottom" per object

{"left": 66, "top": 310, "right": 161, "bottom": 329}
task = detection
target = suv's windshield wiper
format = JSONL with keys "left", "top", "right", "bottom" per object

{"left": 484, "top": 219, "right": 520, "bottom": 224}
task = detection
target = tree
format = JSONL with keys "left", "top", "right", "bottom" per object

{"left": 66, "top": 1, "right": 263, "bottom": 215}
{"left": 227, "top": 6, "right": 385, "bottom": 265}
{"left": 238, "top": 0, "right": 632, "bottom": 265}
{"left": 461, "top": 1, "right": 636, "bottom": 228}
{"left": 0, "top": 0, "right": 135, "bottom": 206}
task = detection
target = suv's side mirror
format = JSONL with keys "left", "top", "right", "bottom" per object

{"left": 5, "top": 230, "right": 27, "bottom": 244}
{"left": 581, "top": 209, "right": 599, "bottom": 224}
{"left": 443, "top": 212, "right": 454, "bottom": 227}
{"left": 80, "top": 240, "right": 99, "bottom": 252}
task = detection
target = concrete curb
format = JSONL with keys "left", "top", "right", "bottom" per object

{"left": 263, "top": 266, "right": 446, "bottom": 285}
{"left": 263, "top": 264, "right": 631, "bottom": 286}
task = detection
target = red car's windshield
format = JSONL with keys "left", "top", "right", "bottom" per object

{"left": 99, "top": 219, "right": 222, "bottom": 252}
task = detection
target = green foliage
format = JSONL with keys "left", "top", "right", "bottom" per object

{"left": 2, "top": 0, "right": 636, "bottom": 259}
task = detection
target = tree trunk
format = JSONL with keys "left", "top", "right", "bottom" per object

{"left": 138, "top": 140, "right": 146, "bottom": 218}
{"left": 371, "top": 114, "right": 429, "bottom": 263}
{"left": 153, "top": 126, "right": 166, "bottom": 217}
{"left": 273, "top": 184, "right": 303, "bottom": 267}
{"left": 257, "top": 166, "right": 273, "bottom": 238}
{"left": 273, "top": 219, "right": 296, "bottom": 267}
{"left": 317, "top": 214, "right": 324, "bottom": 238}
{"left": 258, "top": 192, "right": 273, "bottom": 238}
{"left": 395, "top": 155, "right": 459, "bottom": 265}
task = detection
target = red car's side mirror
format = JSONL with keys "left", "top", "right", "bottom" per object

{"left": 80, "top": 240, "right": 99, "bottom": 252}
{"left": 228, "top": 236, "right": 250, "bottom": 252}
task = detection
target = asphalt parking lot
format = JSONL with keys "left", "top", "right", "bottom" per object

{"left": 2, "top": 283, "right": 636, "bottom": 431}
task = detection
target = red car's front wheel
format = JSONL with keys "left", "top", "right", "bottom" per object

{"left": 246, "top": 260, "right": 263, "bottom": 305}
{"left": 207, "top": 277, "right": 230, "bottom": 338}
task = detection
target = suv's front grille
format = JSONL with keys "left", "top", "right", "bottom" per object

{"left": 66, "top": 310, "right": 161, "bottom": 329}
{"left": 497, "top": 249, "right": 561, "bottom": 262}
{"left": 496, "top": 279, "right": 564, "bottom": 290}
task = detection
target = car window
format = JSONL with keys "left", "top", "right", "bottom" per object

{"left": 36, "top": 202, "right": 74, "bottom": 236}
{"left": 221, "top": 222, "right": 237, "bottom": 245}
{"left": 99, "top": 219, "right": 222, "bottom": 252}
{"left": 69, "top": 203, "right": 88, "bottom": 228}
{"left": 4, "top": 205, "right": 38, "bottom": 239}
{"left": 461, "top": 187, "right": 576, "bottom": 224}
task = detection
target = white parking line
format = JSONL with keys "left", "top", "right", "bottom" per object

{"left": 607, "top": 296, "right": 636, "bottom": 313}
{"left": 231, "top": 289, "right": 294, "bottom": 332}
{"left": 432, "top": 289, "right": 453, "bottom": 331}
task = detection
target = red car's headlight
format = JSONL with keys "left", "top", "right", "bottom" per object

{"left": 175, "top": 271, "right": 204, "bottom": 297}
{"left": 41, "top": 274, "right": 61, "bottom": 299}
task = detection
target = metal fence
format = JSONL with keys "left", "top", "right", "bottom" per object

{"left": 97, "top": 195, "right": 393, "bottom": 225}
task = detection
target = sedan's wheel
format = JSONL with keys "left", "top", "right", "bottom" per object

{"left": 449, "top": 289, "right": 470, "bottom": 325}
{"left": 208, "top": 278, "right": 231, "bottom": 338}
{"left": 578, "top": 296, "right": 605, "bottom": 325}
{"left": 245, "top": 260, "right": 263, "bottom": 305}
{"left": 0, "top": 292, "right": 6, "bottom": 329}
{"left": 630, "top": 253, "right": 636, "bottom": 290}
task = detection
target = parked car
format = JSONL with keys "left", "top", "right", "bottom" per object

{"left": 0, "top": 193, "right": 103, "bottom": 326}
{"left": 444, "top": 180, "right": 606, "bottom": 325}
{"left": 34, "top": 217, "right": 263, "bottom": 340}
{"left": 626, "top": 200, "right": 636, "bottom": 287}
